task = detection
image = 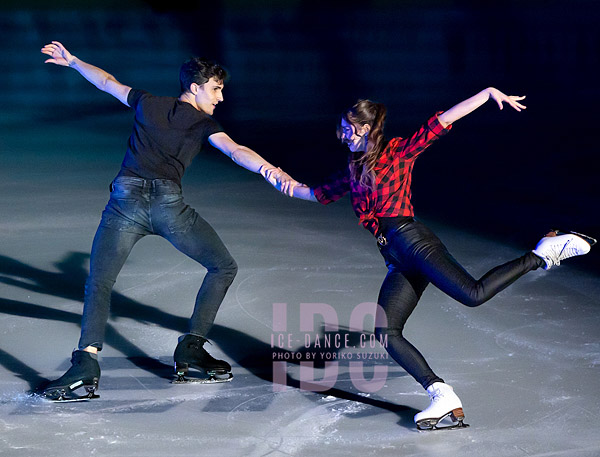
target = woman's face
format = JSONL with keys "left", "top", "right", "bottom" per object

{"left": 339, "top": 118, "right": 369, "bottom": 153}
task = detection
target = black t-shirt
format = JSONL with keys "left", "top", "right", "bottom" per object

{"left": 117, "top": 89, "right": 224, "bottom": 185}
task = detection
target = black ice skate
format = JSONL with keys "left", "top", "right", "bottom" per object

{"left": 40, "top": 350, "right": 100, "bottom": 401}
{"left": 172, "top": 334, "right": 233, "bottom": 384}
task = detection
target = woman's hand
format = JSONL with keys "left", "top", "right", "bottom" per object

{"left": 439, "top": 87, "right": 527, "bottom": 126}
{"left": 263, "top": 167, "right": 299, "bottom": 197}
{"left": 487, "top": 87, "right": 526, "bottom": 111}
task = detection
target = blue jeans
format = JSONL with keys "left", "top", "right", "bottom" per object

{"left": 375, "top": 218, "right": 542, "bottom": 389}
{"left": 78, "top": 176, "right": 238, "bottom": 350}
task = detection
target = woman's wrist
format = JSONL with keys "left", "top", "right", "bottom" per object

{"left": 259, "top": 164, "right": 279, "bottom": 178}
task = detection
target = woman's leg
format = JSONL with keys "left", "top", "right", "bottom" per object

{"left": 397, "top": 221, "right": 544, "bottom": 308}
{"left": 375, "top": 263, "right": 444, "bottom": 389}
{"left": 422, "top": 249, "right": 542, "bottom": 307}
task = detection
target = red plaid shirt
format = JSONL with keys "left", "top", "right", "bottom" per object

{"left": 313, "top": 112, "right": 451, "bottom": 236}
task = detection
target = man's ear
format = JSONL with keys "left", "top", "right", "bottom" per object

{"left": 190, "top": 82, "right": 200, "bottom": 95}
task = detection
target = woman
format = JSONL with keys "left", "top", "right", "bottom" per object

{"left": 278, "top": 87, "right": 593, "bottom": 430}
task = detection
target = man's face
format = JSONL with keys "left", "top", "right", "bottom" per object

{"left": 193, "top": 77, "right": 224, "bottom": 115}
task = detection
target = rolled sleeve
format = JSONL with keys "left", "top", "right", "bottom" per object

{"left": 313, "top": 170, "right": 351, "bottom": 205}
{"left": 430, "top": 111, "right": 452, "bottom": 136}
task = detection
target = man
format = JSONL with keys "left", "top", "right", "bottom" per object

{"left": 39, "top": 41, "right": 294, "bottom": 400}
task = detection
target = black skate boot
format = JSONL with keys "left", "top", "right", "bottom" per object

{"left": 172, "top": 334, "right": 233, "bottom": 384}
{"left": 40, "top": 350, "right": 100, "bottom": 401}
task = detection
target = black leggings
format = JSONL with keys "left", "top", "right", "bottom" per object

{"left": 374, "top": 218, "right": 543, "bottom": 389}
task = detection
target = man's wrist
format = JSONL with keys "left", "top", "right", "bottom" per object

{"left": 68, "top": 56, "right": 78, "bottom": 67}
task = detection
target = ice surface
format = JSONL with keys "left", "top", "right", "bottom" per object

{"left": 1, "top": 119, "right": 599, "bottom": 457}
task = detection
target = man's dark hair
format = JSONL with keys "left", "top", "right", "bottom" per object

{"left": 179, "top": 57, "right": 229, "bottom": 94}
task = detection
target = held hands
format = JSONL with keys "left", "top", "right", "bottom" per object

{"left": 41, "top": 41, "right": 75, "bottom": 67}
{"left": 260, "top": 165, "right": 300, "bottom": 197}
{"left": 486, "top": 87, "right": 526, "bottom": 111}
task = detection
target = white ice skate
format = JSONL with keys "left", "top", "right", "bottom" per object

{"left": 532, "top": 232, "right": 592, "bottom": 270}
{"left": 414, "top": 382, "right": 469, "bottom": 431}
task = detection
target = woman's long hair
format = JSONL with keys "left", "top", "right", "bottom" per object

{"left": 337, "top": 99, "right": 387, "bottom": 190}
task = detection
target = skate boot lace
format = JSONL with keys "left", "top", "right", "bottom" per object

{"left": 188, "top": 338, "right": 212, "bottom": 351}
{"left": 547, "top": 238, "right": 576, "bottom": 266}
{"left": 189, "top": 341, "right": 221, "bottom": 364}
{"left": 429, "top": 387, "right": 443, "bottom": 402}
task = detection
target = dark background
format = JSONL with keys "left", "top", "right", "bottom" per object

{"left": 2, "top": 0, "right": 598, "bottom": 267}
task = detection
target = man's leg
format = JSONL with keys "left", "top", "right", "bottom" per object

{"left": 78, "top": 224, "right": 143, "bottom": 351}
{"left": 154, "top": 196, "right": 237, "bottom": 380}
{"left": 41, "top": 223, "right": 142, "bottom": 399}
{"left": 164, "top": 213, "right": 237, "bottom": 336}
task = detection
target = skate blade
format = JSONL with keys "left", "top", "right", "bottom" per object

{"left": 173, "top": 363, "right": 233, "bottom": 384}
{"left": 172, "top": 371, "right": 233, "bottom": 384}
{"left": 551, "top": 229, "right": 597, "bottom": 247}
{"left": 45, "top": 394, "right": 100, "bottom": 403}
{"left": 42, "top": 386, "right": 99, "bottom": 402}
{"left": 416, "top": 408, "right": 469, "bottom": 432}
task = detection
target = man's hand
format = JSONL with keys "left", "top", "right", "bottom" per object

{"left": 41, "top": 41, "right": 76, "bottom": 67}
{"left": 40, "top": 41, "right": 131, "bottom": 106}
{"left": 262, "top": 167, "right": 299, "bottom": 197}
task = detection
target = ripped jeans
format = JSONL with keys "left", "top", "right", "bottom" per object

{"left": 78, "top": 176, "right": 237, "bottom": 350}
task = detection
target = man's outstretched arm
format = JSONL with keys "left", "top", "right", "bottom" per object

{"left": 209, "top": 132, "right": 298, "bottom": 196}
{"left": 41, "top": 41, "right": 131, "bottom": 106}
